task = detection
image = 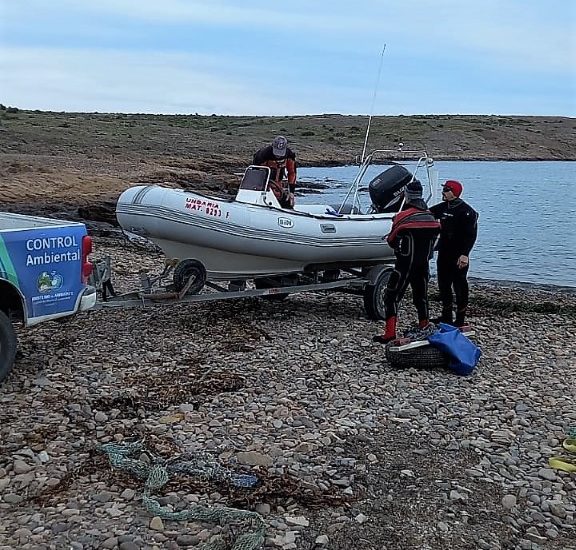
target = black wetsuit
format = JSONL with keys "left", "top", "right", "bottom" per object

{"left": 385, "top": 202, "right": 441, "bottom": 322}
{"left": 430, "top": 199, "right": 478, "bottom": 322}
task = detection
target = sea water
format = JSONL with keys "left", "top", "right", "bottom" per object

{"left": 298, "top": 161, "right": 576, "bottom": 287}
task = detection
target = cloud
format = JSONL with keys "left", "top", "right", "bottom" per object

{"left": 2, "top": 45, "right": 569, "bottom": 116}
{"left": 4, "top": 0, "right": 574, "bottom": 74}
{"left": 0, "top": 47, "right": 309, "bottom": 114}
{"left": 0, "top": 1, "right": 573, "bottom": 115}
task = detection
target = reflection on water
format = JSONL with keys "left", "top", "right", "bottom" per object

{"left": 298, "top": 161, "right": 576, "bottom": 287}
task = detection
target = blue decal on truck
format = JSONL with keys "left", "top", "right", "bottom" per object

{"left": 1, "top": 226, "right": 86, "bottom": 319}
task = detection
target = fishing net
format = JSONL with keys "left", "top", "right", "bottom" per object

{"left": 98, "top": 441, "right": 265, "bottom": 550}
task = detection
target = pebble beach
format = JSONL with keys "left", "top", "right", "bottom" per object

{"left": 1, "top": 235, "right": 575, "bottom": 550}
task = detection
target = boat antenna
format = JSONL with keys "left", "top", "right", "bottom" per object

{"left": 360, "top": 44, "right": 387, "bottom": 164}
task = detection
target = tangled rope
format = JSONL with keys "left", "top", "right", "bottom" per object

{"left": 99, "top": 441, "right": 265, "bottom": 550}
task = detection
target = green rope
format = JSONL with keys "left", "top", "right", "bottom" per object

{"left": 98, "top": 442, "right": 265, "bottom": 550}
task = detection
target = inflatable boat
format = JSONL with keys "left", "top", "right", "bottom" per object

{"left": 116, "top": 150, "right": 438, "bottom": 281}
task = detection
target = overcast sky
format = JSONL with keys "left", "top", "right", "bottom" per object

{"left": 0, "top": 0, "right": 574, "bottom": 116}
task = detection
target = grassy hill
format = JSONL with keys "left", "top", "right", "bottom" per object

{"left": 0, "top": 109, "right": 574, "bottom": 217}
{"left": 1, "top": 110, "right": 574, "bottom": 164}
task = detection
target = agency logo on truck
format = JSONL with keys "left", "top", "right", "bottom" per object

{"left": 37, "top": 271, "right": 64, "bottom": 292}
{"left": 1, "top": 215, "right": 96, "bottom": 384}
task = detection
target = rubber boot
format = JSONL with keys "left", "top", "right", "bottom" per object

{"left": 373, "top": 316, "right": 397, "bottom": 344}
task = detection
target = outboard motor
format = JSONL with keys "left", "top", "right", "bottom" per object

{"left": 368, "top": 165, "right": 413, "bottom": 213}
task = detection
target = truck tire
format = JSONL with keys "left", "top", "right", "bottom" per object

{"left": 0, "top": 311, "right": 17, "bottom": 384}
{"left": 385, "top": 343, "right": 449, "bottom": 369}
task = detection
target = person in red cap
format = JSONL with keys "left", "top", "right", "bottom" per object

{"left": 430, "top": 180, "right": 478, "bottom": 327}
{"left": 253, "top": 136, "right": 297, "bottom": 209}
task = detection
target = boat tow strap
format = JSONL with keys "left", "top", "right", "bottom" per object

{"left": 548, "top": 433, "right": 576, "bottom": 473}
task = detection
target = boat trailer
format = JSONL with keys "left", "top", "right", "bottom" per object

{"left": 89, "top": 256, "right": 393, "bottom": 320}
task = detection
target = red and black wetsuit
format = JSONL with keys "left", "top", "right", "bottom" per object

{"left": 253, "top": 145, "right": 297, "bottom": 208}
{"left": 384, "top": 203, "right": 441, "bottom": 322}
{"left": 430, "top": 199, "right": 478, "bottom": 323}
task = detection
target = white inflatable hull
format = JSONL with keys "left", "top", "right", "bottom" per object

{"left": 116, "top": 185, "right": 395, "bottom": 279}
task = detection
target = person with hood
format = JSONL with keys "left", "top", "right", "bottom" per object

{"left": 429, "top": 179, "right": 478, "bottom": 327}
{"left": 253, "top": 135, "right": 297, "bottom": 209}
{"left": 373, "top": 180, "right": 441, "bottom": 344}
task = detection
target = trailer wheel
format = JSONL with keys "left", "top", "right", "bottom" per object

{"left": 363, "top": 267, "right": 392, "bottom": 320}
{"left": 385, "top": 343, "right": 449, "bottom": 369}
{"left": 173, "top": 260, "right": 206, "bottom": 294}
{"left": 0, "top": 311, "right": 17, "bottom": 384}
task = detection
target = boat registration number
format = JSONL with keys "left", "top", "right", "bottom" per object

{"left": 185, "top": 198, "right": 228, "bottom": 218}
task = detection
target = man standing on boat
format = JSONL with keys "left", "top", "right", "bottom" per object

{"left": 253, "top": 136, "right": 297, "bottom": 209}
{"left": 430, "top": 180, "right": 478, "bottom": 328}
{"left": 373, "top": 180, "right": 441, "bottom": 344}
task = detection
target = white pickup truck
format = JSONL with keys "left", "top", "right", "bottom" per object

{"left": 0, "top": 212, "right": 96, "bottom": 383}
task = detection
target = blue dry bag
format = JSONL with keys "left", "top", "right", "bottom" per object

{"left": 427, "top": 323, "right": 481, "bottom": 375}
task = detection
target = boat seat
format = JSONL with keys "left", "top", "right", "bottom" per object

{"left": 294, "top": 204, "right": 343, "bottom": 216}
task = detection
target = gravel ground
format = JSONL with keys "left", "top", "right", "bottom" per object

{"left": 1, "top": 236, "right": 575, "bottom": 550}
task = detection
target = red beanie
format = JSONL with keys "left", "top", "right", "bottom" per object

{"left": 443, "top": 180, "right": 463, "bottom": 197}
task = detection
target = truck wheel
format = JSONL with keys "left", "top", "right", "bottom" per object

{"left": 0, "top": 311, "right": 17, "bottom": 384}
{"left": 363, "top": 267, "right": 392, "bottom": 320}
{"left": 173, "top": 260, "right": 206, "bottom": 294}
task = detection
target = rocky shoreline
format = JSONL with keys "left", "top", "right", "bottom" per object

{"left": 1, "top": 235, "right": 575, "bottom": 550}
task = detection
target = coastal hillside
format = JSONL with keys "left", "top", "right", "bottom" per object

{"left": 0, "top": 109, "right": 574, "bottom": 218}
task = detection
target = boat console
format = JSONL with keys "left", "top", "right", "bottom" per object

{"left": 235, "top": 165, "right": 283, "bottom": 208}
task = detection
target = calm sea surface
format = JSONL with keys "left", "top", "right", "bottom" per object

{"left": 298, "top": 161, "right": 576, "bottom": 287}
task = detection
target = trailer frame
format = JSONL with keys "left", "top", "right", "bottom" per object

{"left": 90, "top": 256, "right": 394, "bottom": 320}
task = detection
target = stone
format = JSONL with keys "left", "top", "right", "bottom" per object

{"left": 502, "top": 494, "right": 517, "bottom": 510}
{"left": 354, "top": 513, "right": 368, "bottom": 524}
{"left": 548, "top": 502, "right": 567, "bottom": 519}
{"left": 175, "top": 534, "right": 199, "bottom": 547}
{"left": 3, "top": 493, "right": 23, "bottom": 504}
{"left": 236, "top": 451, "right": 273, "bottom": 467}
{"left": 285, "top": 516, "right": 309, "bottom": 527}
{"left": 538, "top": 468, "right": 557, "bottom": 481}
{"left": 12, "top": 460, "right": 33, "bottom": 475}
{"left": 255, "top": 503, "right": 271, "bottom": 516}
{"left": 437, "top": 522, "right": 449, "bottom": 532}
{"left": 120, "top": 488, "right": 136, "bottom": 500}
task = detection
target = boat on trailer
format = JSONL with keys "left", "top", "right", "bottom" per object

{"left": 116, "top": 149, "right": 439, "bottom": 286}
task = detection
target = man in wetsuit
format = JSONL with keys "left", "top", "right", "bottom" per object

{"left": 373, "top": 180, "right": 441, "bottom": 344}
{"left": 430, "top": 180, "right": 478, "bottom": 327}
{"left": 253, "top": 136, "right": 297, "bottom": 209}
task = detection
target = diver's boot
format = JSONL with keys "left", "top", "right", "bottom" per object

{"left": 373, "top": 316, "right": 397, "bottom": 344}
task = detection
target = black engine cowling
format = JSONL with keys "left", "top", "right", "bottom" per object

{"left": 368, "top": 165, "right": 413, "bottom": 213}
